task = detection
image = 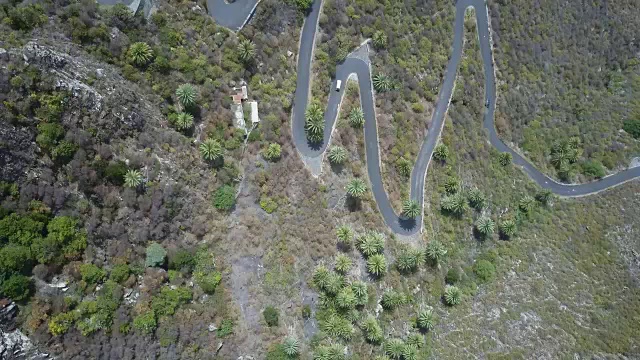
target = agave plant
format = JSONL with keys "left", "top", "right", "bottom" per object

{"left": 373, "top": 73, "right": 393, "bottom": 92}
{"left": 416, "top": 308, "right": 434, "bottom": 331}
{"left": 366, "top": 253, "right": 386, "bottom": 276}
{"left": 433, "top": 144, "right": 449, "bottom": 162}
{"left": 498, "top": 152, "right": 512, "bottom": 166}
{"left": 328, "top": 146, "right": 348, "bottom": 164}
{"left": 444, "top": 176, "right": 460, "bottom": 194}
{"left": 361, "top": 315, "right": 383, "bottom": 343}
{"left": 282, "top": 336, "right": 300, "bottom": 356}
{"left": 335, "top": 286, "right": 357, "bottom": 310}
{"left": 325, "top": 272, "right": 344, "bottom": 295}
{"left": 396, "top": 157, "right": 411, "bottom": 178}
{"left": 334, "top": 254, "right": 352, "bottom": 274}
{"left": 396, "top": 247, "right": 423, "bottom": 273}
{"left": 357, "top": 232, "right": 385, "bottom": 257}
{"left": 313, "top": 344, "right": 344, "bottom": 360}
{"left": 348, "top": 107, "right": 365, "bottom": 127}
{"left": 475, "top": 216, "right": 495, "bottom": 237}
{"left": 425, "top": 240, "right": 447, "bottom": 264}
{"left": 176, "top": 83, "right": 197, "bottom": 108}
{"left": 499, "top": 219, "right": 516, "bottom": 238}
{"left": 124, "top": 169, "right": 143, "bottom": 188}
{"left": 381, "top": 290, "right": 404, "bottom": 310}
{"left": 384, "top": 338, "right": 405, "bottom": 360}
{"left": 321, "top": 315, "right": 353, "bottom": 340}
{"left": 346, "top": 178, "right": 367, "bottom": 199}
{"left": 305, "top": 103, "right": 324, "bottom": 142}
{"left": 263, "top": 143, "right": 281, "bottom": 161}
{"left": 313, "top": 265, "right": 331, "bottom": 290}
{"left": 402, "top": 344, "right": 418, "bottom": 360}
{"left": 372, "top": 30, "right": 387, "bottom": 49}
{"left": 467, "top": 188, "right": 486, "bottom": 210}
{"left": 518, "top": 195, "right": 535, "bottom": 213}
{"left": 174, "top": 112, "right": 194, "bottom": 131}
{"left": 351, "top": 281, "right": 368, "bottom": 306}
{"left": 237, "top": 39, "right": 256, "bottom": 62}
{"left": 441, "top": 192, "right": 467, "bottom": 215}
{"left": 443, "top": 285, "right": 462, "bottom": 306}
{"left": 128, "top": 42, "right": 153, "bottom": 66}
{"left": 406, "top": 333, "right": 425, "bottom": 348}
{"left": 336, "top": 225, "right": 353, "bottom": 247}
{"left": 199, "top": 138, "right": 223, "bottom": 161}
{"left": 535, "top": 188, "right": 553, "bottom": 205}
{"left": 402, "top": 199, "right": 420, "bottom": 219}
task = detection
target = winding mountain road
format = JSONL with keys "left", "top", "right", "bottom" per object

{"left": 206, "top": 0, "right": 640, "bottom": 235}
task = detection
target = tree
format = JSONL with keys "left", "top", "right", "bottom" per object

{"left": 433, "top": 144, "right": 449, "bottom": 162}
{"left": 441, "top": 192, "right": 467, "bottom": 215}
{"left": 396, "top": 157, "right": 411, "bottom": 178}
{"left": 467, "top": 188, "right": 486, "bottom": 210}
{"left": 402, "top": 199, "right": 420, "bottom": 219}
{"left": 366, "top": 254, "right": 386, "bottom": 276}
{"left": 200, "top": 138, "right": 224, "bottom": 161}
{"left": 346, "top": 178, "right": 367, "bottom": 198}
{"left": 498, "top": 219, "right": 516, "bottom": 238}
{"left": 361, "top": 315, "right": 383, "bottom": 343}
{"left": 416, "top": 308, "right": 434, "bottom": 331}
{"left": 174, "top": 112, "right": 193, "bottom": 131}
{"left": 328, "top": 146, "right": 348, "bottom": 164}
{"left": 324, "top": 272, "right": 344, "bottom": 295}
{"left": 334, "top": 254, "right": 352, "bottom": 274}
{"left": 623, "top": 118, "right": 640, "bottom": 139}
{"left": 475, "top": 216, "right": 495, "bottom": 238}
{"left": 305, "top": 103, "right": 324, "bottom": 142}
{"left": 146, "top": 242, "right": 167, "bottom": 267}
{"left": 213, "top": 185, "right": 236, "bottom": 211}
{"left": 384, "top": 338, "right": 405, "bottom": 359}
{"left": 176, "top": 83, "right": 197, "bottom": 108}
{"left": 498, "top": 152, "right": 512, "bottom": 166}
{"left": 263, "top": 143, "right": 282, "bottom": 161}
{"left": 425, "top": 240, "right": 447, "bottom": 264}
{"left": 237, "top": 39, "right": 256, "bottom": 62}
{"left": 263, "top": 306, "right": 279, "bottom": 327}
{"left": 396, "top": 247, "right": 423, "bottom": 273}
{"left": 444, "top": 176, "right": 460, "bottom": 193}
{"left": 0, "top": 244, "right": 34, "bottom": 274}
{"left": 349, "top": 107, "right": 365, "bottom": 128}
{"left": 336, "top": 225, "right": 353, "bottom": 247}
{"left": 128, "top": 42, "right": 153, "bottom": 66}
{"left": 32, "top": 216, "right": 86, "bottom": 264}
{"left": 518, "top": 195, "right": 535, "bottom": 213}
{"left": 372, "top": 30, "right": 387, "bottom": 49}
{"left": 443, "top": 285, "right": 462, "bottom": 306}
{"left": 373, "top": 73, "right": 393, "bottom": 92}
{"left": 282, "top": 336, "right": 300, "bottom": 357}
{"left": 80, "top": 263, "right": 106, "bottom": 284}
{"left": 357, "top": 232, "right": 384, "bottom": 257}
{"left": 0, "top": 274, "right": 32, "bottom": 302}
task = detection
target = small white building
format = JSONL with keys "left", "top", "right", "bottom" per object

{"left": 249, "top": 101, "right": 260, "bottom": 124}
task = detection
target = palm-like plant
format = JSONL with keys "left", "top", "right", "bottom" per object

{"left": 313, "top": 344, "right": 344, "bottom": 360}
{"left": 402, "top": 199, "right": 420, "bottom": 219}
{"left": 475, "top": 216, "right": 495, "bottom": 237}
{"left": 381, "top": 290, "right": 404, "bottom": 310}
{"left": 535, "top": 189, "right": 553, "bottom": 205}
{"left": 334, "top": 254, "right": 352, "bottom": 274}
{"left": 305, "top": 103, "right": 324, "bottom": 142}
{"left": 313, "top": 265, "right": 330, "bottom": 291}
{"left": 467, "top": 188, "right": 486, "bottom": 210}
{"left": 199, "top": 138, "right": 223, "bottom": 161}
{"left": 372, "top": 30, "right": 387, "bottom": 49}
{"left": 263, "top": 143, "right": 281, "bottom": 161}
{"left": 366, "top": 253, "right": 387, "bottom": 276}
{"left": 348, "top": 107, "right": 365, "bottom": 128}
{"left": 175, "top": 112, "right": 194, "bottom": 131}
{"left": 124, "top": 169, "right": 143, "bottom": 188}
{"left": 361, "top": 315, "right": 383, "bottom": 343}
{"left": 328, "top": 146, "right": 347, "bottom": 164}
{"left": 351, "top": 281, "right": 368, "bottom": 306}
{"left": 402, "top": 344, "right": 418, "bottom": 360}
{"left": 128, "top": 42, "right": 153, "bottom": 66}
{"left": 433, "top": 144, "right": 449, "bottom": 162}
{"left": 498, "top": 152, "right": 512, "bottom": 166}
{"left": 444, "top": 176, "right": 460, "bottom": 194}
{"left": 384, "top": 338, "right": 405, "bottom": 360}
{"left": 336, "top": 225, "right": 353, "bottom": 247}
{"left": 441, "top": 192, "right": 467, "bottom": 215}
{"left": 282, "top": 336, "right": 300, "bottom": 356}
{"left": 396, "top": 247, "right": 423, "bottom": 273}
{"left": 322, "top": 315, "right": 353, "bottom": 340}
{"left": 416, "top": 308, "right": 434, "bottom": 331}
{"left": 425, "top": 240, "right": 447, "bottom": 264}
{"left": 325, "top": 272, "right": 344, "bottom": 295}
{"left": 373, "top": 73, "right": 393, "bottom": 92}
{"left": 357, "top": 232, "right": 385, "bottom": 257}
{"left": 237, "top": 39, "right": 256, "bottom": 62}
{"left": 499, "top": 219, "right": 516, "bottom": 238}
{"left": 335, "top": 287, "right": 357, "bottom": 310}
{"left": 519, "top": 195, "right": 535, "bottom": 213}
{"left": 406, "top": 333, "right": 424, "bottom": 348}
{"left": 444, "top": 285, "right": 462, "bottom": 306}
{"left": 396, "top": 157, "right": 411, "bottom": 178}
{"left": 176, "top": 83, "right": 197, "bottom": 108}
{"left": 346, "top": 178, "right": 367, "bottom": 199}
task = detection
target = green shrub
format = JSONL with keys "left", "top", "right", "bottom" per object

{"left": 80, "top": 263, "right": 107, "bottom": 285}
{"left": 445, "top": 267, "right": 461, "bottom": 284}
{"left": 168, "top": 249, "right": 195, "bottom": 273}
{"left": 145, "top": 242, "right": 167, "bottom": 267}
{"left": 109, "top": 264, "right": 130, "bottom": 283}
{"left": 51, "top": 140, "right": 78, "bottom": 162}
{"left": 48, "top": 311, "right": 78, "bottom": 336}
{"left": 104, "top": 161, "right": 128, "bottom": 185}
{"left": 213, "top": 185, "right": 236, "bottom": 211}
{"left": 260, "top": 196, "right": 278, "bottom": 214}
{"left": 151, "top": 286, "right": 192, "bottom": 317}
{"left": 6, "top": 4, "right": 47, "bottom": 31}
{"left": 473, "top": 260, "right": 496, "bottom": 283}
{"left": 133, "top": 311, "right": 157, "bottom": 334}
{"left": 216, "top": 319, "right": 234, "bottom": 338}
{"left": 32, "top": 216, "right": 86, "bottom": 264}
{"left": 581, "top": 160, "right": 606, "bottom": 178}
{"left": 194, "top": 250, "right": 221, "bottom": 294}
{"left": 0, "top": 274, "right": 33, "bottom": 301}
{"left": 36, "top": 123, "right": 64, "bottom": 151}
{"left": 263, "top": 306, "right": 279, "bottom": 327}
{"left": 0, "top": 244, "right": 34, "bottom": 274}
{"left": 623, "top": 118, "right": 640, "bottom": 139}
{"left": 302, "top": 304, "right": 312, "bottom": 319}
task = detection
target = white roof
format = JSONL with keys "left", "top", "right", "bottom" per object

{"left": 249, "top": 101, "right": 260, "bottom": 123}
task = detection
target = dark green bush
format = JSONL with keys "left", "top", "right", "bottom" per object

{"left": 0, "top": 213, "right": 44, "bottom": 245}
{"left": 1, "top": 274, "right": 33, "bottom": 301}
{"left": 168, "top": 249, "right": 195, "bottom": 273}
{"left": 213, "top": 185, "right": 236, "bottom": 211}
{"left": 109, "top": 264, "right": 130, "bottom": 283}
{"left": 623, "top": 118, "right": 640, "bottom": 139}
{"left": 0, "top": 244, "right": 34, "bottom": 274}
{"left": 104, "top": 161, "right": 128, "bottom": 185}
{"left": 133, "top": 311, "right": 157, "bottom": 334}
{"left": 51, "top": 141, "right": 78, "bottom": 162}
{"left": 6, "top": 4, "right": 47, "bottom": 31}
{"left": 445, "top": 267, "right": 461, "bottom": 284}
{"left": 80, "top": 264, "right": 106, "bottom": 285}
{"left": 151, "top": 286, "right": 192, "bottom": 317}
{"left": 263, "top": 306, "right": 279, "bottom": 327}
{"left": 35, "top": 123, "right": 65, "bottom": 151}
{"left": 473, "top": 260, "right": 496, "bottom": 283}
{"left": 581, "top": 160, "right": 606, "bottom": 178}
